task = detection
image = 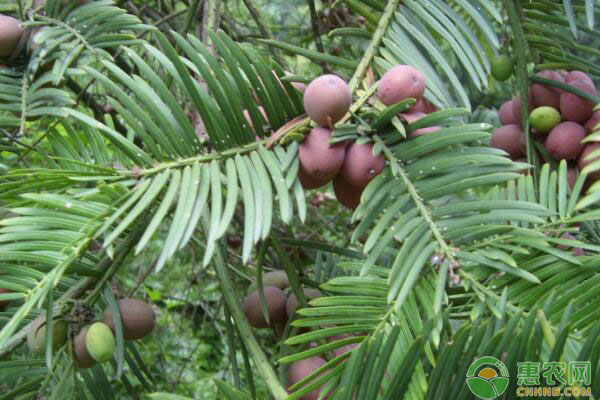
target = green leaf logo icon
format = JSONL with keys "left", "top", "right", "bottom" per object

{"left": 466, "top": 357, "right": 509, "bottom": 399}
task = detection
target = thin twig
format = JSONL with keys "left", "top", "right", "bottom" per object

{"left": 241, "top": 0, "right": 287, "bottom": 69}
{"left": 306, "top": 0, "right": 328, "bottom": 72}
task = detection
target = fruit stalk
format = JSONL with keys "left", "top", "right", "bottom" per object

{"left": 348, "top": 0, "right": 400, "bottom": 92}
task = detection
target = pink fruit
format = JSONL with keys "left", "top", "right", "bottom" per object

{"left": 332, "top": 174, "right": 363, "bottom": 209}
{"left": 567, "top": 167, "right": 578, "bottom": 189}
{"left": 499, "top": 100, "right": 518, "bottom": 125}
{"left": 560, "top": 79, "right": 597, "bottom": 123}
{"left": 531, "top": 70, "right": 564, "bottom": 109}
{"left": 288, "top": 357, "right": 328, "bottom": 400}
{"left": 285, "top": 288, "right": 321, "bottom": 318}
{"left": 564, "top": 71, "right": 593, "bottom": 85}
{"left": 511, "top": 95, "right": 534, "bottom": 125}
{"left": 377, "top": 65, "right": 426, "bottom": 106}
{"left": 491, "top": 124, "right": 525, "bottom": 159}
{"left": 545, "top": 122, "right": 586, "bottom": 160}
{"left": 340, "top": 142, "right": 385, "bottom": 187}
{"left": 298, "top": 166, "right": 329, "bottom": 190}
{"left": 409, "top": 98, "right": 436, "bottom": 113}
{"left": 242, "top": 287, "right": 288, "bottom": 329}
{"left": 303, "top": 75, "right": 351, "bottom": 127}
{"left": 584, "top": 111, "right": 600, "bottom": 132}
{"left": 299, "top": 127, "right": 346, "bottom": 181}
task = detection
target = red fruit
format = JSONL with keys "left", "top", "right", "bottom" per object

{"left": 511, "top": 95, "right": 534, "bottom": 125}
{"left": 531, "top": 70, "right": 564, "bottom": 109}
{"left": 564, "top": 71, "right": 594, "bottom": 85}
{"left": 288, "top": 357, "right": 328, "bottom": 400}
{"left": 285, "top": 288, "right": 321, "bottom": 318}
{"left": 299, "top": 127, "right": 346, "bottom": 181}
{"left": 377, "top": 65, "right": 426, "bottom": 106}
{"left": 584, "top": 111, "right": 600, "bottom": 132}
{"left": 499, "top": 100, "right": 518, "bottom": 125}
{"left": 400, "top": 111, "right": 440, "bottom": 136}
{"left": 409, "top": 98, "right": 436, "bottom": 113}
{"left": 399, "top": 111, "right": 426, "bottom": 123}
{"left": 327, "top": 334, "right": 361, "bottom": 357}
{"left": 560, "top": 79, "right": 597, "bottom": 123}
{"left": 567, "top": 167, "right": 578, "bottom": 189}
{"left": 242, "top": 287, "right": 288, "bottom": 329}
{"left": 340, "top": 142, "right": 385, "bottom": 187}
{"left": 332, "top": 175, "right": 363, "bottom": 209}
{"left": 303, "top": 75, "right": 351, "bottom": 127}
{"left": 0, "top": 15, "right": 24, "bottom": 57}
{"left": 491, "top": 124, "right": 525, "bottom": 159}
{"left": 298, "top": 166, "right": 329, "bottom": 190}
{"left": 545, "top": 122, "right": 586, "bottom": 160}
{"left": 577, "top": 143, "right": 600, "bottom": 180}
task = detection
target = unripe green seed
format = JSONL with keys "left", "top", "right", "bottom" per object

{"left": 85, "top": 322, "right": 116, "bottom": 363}
{"left": 529, "top": 106, "right": 561, "bottom": 134}
{"left": 491, "top": 55, "right": 513, "bottom": 81}
{"left": 27, "top": 315, "right": 68, "bottom": 355}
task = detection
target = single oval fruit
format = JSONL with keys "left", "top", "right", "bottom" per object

{"left": 340, "top": 142, "right": 385, "bottom": 187}
{"left": 247, "top": 270, "right": 290, "bottom": 294}
{"left": 0, "top": 15, "right": 24, "bottom": 57}
{"left": 490, "top": 55, "right": 513, "bottom": 81}
{"left": 400, "top": 112, "right": 440, "bottom": 137}
{"left": 529, "top": 106, "right": 561, "bottom": 134}
{"left": 560, "top": 79, "right": 597, "bottom": 123}
{"left": 285, "top": 288, "right": 321, "bottom": 318}
{"left": 299, "top": 127, "right": 346, "bottom": 181}
{"left": 531, "top": 70, "right": 564, "bottom": 109}
{"left": 327, "top": 334, "right": 362, "bottom": 357}
{"left": 73, "top": 326, "right": 96, "bottom": 369}
{"left": 242, "top": 287, "right": 288, "bottom": 328}
{"left": 85, "top": 322, "right": 116, "bottom": 363}
{"left": 288, "top": 357, "right": 328, "bottom": 400}
{"left": 377, "top": 65, "right": 426, "bottom": 106}
{"left": 578, "top": 143, "right": 600, "bottom": 180}
{"left": 409, "top": 98, "right": 436, "bottom": 114}
{"left": 498, "top": 100, "right": 518, "bottom": 125}
{"left": 584, "top": 111, "right": 600, "bottom": 132}
{"left": 511, "top": 95, "right": 534, "bottom": 124}
{"left": 491, "top": 124, "right": 525, "bottom": 159}
{"left": 545, "top": 121, "right": 586, "bottom": 160}
{"left": 332, "top": 174, "right": 364, "bottom": 209}
{"left": 0, "top": 288, "right": 11, "bottom": 310}
{"left": 103, "top": 298, "right": 155, "bottom": 340}
{"left": 303, "top": 74, "right": 351, "bottom": 127}
{"left": 564, "top": 70, "right": 593, "bottom": 85}
{"left": 298, "top": 165, "right": 329, "bottom": 190}
{"left": 27, "top": 314, "right": 68, "bottom": 355}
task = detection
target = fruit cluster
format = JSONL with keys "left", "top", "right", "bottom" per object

{"left": 242, "top": 271, "right": 358, "bottom": 400}
{"left": 26, "top": 298, "right": 155, "bottom": 369}
{"left": 300, "top": 65, "right": 438, "bottom": 209}
{"left": 242, "top": 271, "right": 319, "bottom": 334}
{"left": 493, "top": 70, "right": 599, "bottom": 188}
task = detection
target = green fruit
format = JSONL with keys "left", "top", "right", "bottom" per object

{"left": 85, "top": 322, "right": 116, "bottom": 363}
{"left": 529, "top": 106, "right": 561, "bottom": 134}
{"left": 27, "top": 315, "right": 68, "bottom": 355}
{"left": 491, "top": 55, "right": 513, "bottom": 81}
